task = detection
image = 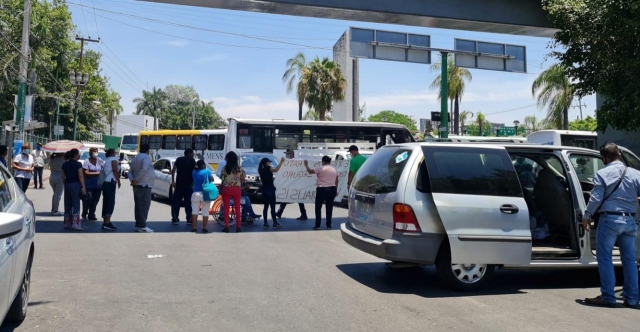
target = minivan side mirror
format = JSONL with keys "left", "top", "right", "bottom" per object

{"left": 161, "top": 169, "right": 171, "bottom": 174}
{"left": 0, "top": 213, "right": 24, "bottom": 239}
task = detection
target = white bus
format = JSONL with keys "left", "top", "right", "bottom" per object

{"left": 119, "top": 133, "right": 139, "bottom": 158}
{"left": 527, "top": 130, "right": 597, "bottom": 149}
{"left": 225, "top": 118, "right": 414, "bottom": 159}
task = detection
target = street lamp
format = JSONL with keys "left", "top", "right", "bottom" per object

{"left": 69, "top": 70, "right": 90, "bottom": 141}
{"left": 513, "top": 120, "right": 520, "bottom": 136}
{"left": 382, "top": 116, "right": 388, "bottom": 123}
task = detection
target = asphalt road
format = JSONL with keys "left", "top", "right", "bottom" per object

{"left": 2, "top": 180, "right": 640, "bottom": 331}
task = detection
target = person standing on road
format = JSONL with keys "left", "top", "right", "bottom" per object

{"left": 101, "top": 149, "right": 120, "bottom": 231}
{"left": 129, "top": 144, "right": 155, "bottom": 233}
{"left": 31, "top": 142, "right": 47, "bottom": 189}
{"left": 259, "top": 157, "right": 285, "bottom": 229}
{"left": 220, "top": 151, "right": 245, "bottom": 233}
{"left": 171, "top": 148, "right": 196, "bottom": 225}
{"left": 191, "top": 159, "right": 214, "bottom": 233}
{"left": 82, "top": 147, "right": 105, "bottom": 221}
{"left": 0, "top": 145, "right": 7, "bottom": 168}
{"left": 582, "top": 143, "right": 640, "bottom": 308}
{"left": 276, "top": 149, "right": 308, "bottom": 220}
{"left": 347, "top": 145, "right": 366, "bottom": 190}
{"left": 304, "top": 156, "right": 338, "bottom": 230}
{"left": 61, "top": 149, "right": 86, "bottom": 231}
{"left": 13, "top": 143, "right": 34, "bottom": 193}
{"left": 48, "top": 153, "right": 65, "bottom": 216}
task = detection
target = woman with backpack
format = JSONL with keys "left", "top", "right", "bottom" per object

{"left": 191, "top": 159, "right": 216, "bottom": 233}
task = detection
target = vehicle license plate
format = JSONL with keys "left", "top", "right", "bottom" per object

{"left": 357, "top": 201, "right": 372, "bottom": 220}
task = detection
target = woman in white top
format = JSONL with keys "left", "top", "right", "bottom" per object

{"left": 13, "top": 143, "right": 34, "bottom": 192}
{"left": 100, "top": 149, "right": 120, "bottom": 231}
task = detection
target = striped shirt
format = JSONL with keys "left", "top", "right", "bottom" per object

{"left": 129, "top": 153, "right": 155, "bottom": 188}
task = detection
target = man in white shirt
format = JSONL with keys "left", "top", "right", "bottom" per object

{"left": 31, "top": 142, "right": 47, "bottom": 189}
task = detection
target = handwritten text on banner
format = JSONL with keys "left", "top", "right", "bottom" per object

{"left": 273, "top": 159, "right": 350, "bottom": 203}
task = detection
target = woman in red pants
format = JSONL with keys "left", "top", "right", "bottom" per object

{"left": 220, "top": 151, "right": 246, "bottom": 233}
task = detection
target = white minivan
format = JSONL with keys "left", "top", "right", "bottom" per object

{"left": 341, "top": 142, "right": 640, "bottom": 291}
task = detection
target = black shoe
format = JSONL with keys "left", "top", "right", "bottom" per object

{"left": 222, "top": 227, "right": 230, "bottom": 233}
{"left": 202, "top": 229, "right": 209, "bottom": 234}
{"left": 171, "top": 218, "right": 179, "bottom": 225}
{"left": 191, "top": 228, "right": 197, "bottom": 233}
{"left": 313, "top": 226, "right": 321, "bottom": 230}
{"left": 273, "top": 223, "right": 283, "bottom": 229}
{"left": 89, "top": 217, "right": 98, "bottom": 221}
{"left": 624, "top": 301, "right": 640, "bottom": 309}
{"left": 81, "top": 214, "right": 87, "bottom": 220}
{"left": 327, "top": 226, "right": 332, "bottom": 230}
{"left": 584, "top": 296, "right": 617, "bottom": 308}
{"left": 187, "top": 220, "right": 193, "bottom": 225}
{"left": 297, "top": 216, "right": 308, "bottom": 221}
{"left": 102, "top": 223, "right": 117, "bottom": 231}
{"left": 236, "top": 228, "right": 242, "bottom": 233}
{"left": 276, "top": 211, "right": 282, "bottom": 219}
{"left": 263, "top": 223, "right": 269, "bottom": 229}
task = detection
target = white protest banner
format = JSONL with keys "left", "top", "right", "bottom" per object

{"left": 274, "top": 159, "right": 350, "bottom": 203}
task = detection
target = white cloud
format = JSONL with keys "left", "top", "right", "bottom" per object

{"left": 168, "top": 40, "right": 189, "bottom": 47}
{"left": 195, "top": 54, "right": 227, "bottom": 63}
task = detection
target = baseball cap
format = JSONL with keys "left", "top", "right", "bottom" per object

{"left": 348, "top": 145, "right": 359, "bottom": 152}
{"left": 285, "top": 149, "right": 294, "bottom": 154}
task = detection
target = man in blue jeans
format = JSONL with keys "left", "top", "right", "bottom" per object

{"left": 583, "top": 143, "right": 640, "bottom": 308}
{"left": 171, "top": 148, "right": 196, "bottom": 225}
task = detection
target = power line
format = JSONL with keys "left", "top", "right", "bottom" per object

{"left": 89, "top": 0, "right": 101, "bottom": 39}
{"left": 99, "top": 58, "right": 143, "bottom": 92}
{"left": 484, "top": 104, "right": 537, "bottom": 116}
{"left": 77, "top": 0, "right": 91, "bottom": 36}
{"left": 99, "top": 41, "right": 147, "bottom": 89}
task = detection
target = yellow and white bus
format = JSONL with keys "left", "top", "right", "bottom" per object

{"left": 138, "top": 129, "right": 227, "bottom": 167}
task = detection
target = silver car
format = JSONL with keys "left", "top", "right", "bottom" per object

{"left": 151, "top": 157, "right": 221, "bottom": 200}
{"left": 0, "top": 164, "right": 36, "bottom": 325}
{"left": 341, "top": 142, "right": 640, "bottom": 291}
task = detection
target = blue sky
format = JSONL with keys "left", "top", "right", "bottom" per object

{"left": 67, "top": 0, "right": 596, "bottom": 126}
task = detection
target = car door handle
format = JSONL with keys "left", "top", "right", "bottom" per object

{"left": 500, "top": 204, "right": 519, "bottom": 214}
{"left": 5, "top": 239, "right": 13, "bottom": 251}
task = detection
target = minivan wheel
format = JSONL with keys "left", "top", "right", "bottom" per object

{"left": 6, "top": 254, "right": 32, "bottom": 323}
{"left": 435, "top": 244, "right": 495, "bottom": 292}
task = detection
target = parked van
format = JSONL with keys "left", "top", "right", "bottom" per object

{"left": 527, "top": 130, "right": 597, "bottom": 149}
{"left": 341, "top": 142, "right": 640, "bottom": 291}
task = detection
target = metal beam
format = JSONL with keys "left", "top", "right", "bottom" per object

{"left": 141, "top": 0, "right": 556, "bottom": 37}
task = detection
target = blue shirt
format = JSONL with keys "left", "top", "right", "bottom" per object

{"left": 192, "top": 169, "right": 212, "bottom": 193}
{"left": 585, "top": 160, "right": 640, "bottom": 219}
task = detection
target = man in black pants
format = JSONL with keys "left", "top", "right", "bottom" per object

{"left": 276, "top": 149, "right": 308, "bottom": 220}
{"left": 304, "top": 156, "right": 338, "bottom": 230}
{"left": 171, "top": 148, "right": 196, "bottom": 224}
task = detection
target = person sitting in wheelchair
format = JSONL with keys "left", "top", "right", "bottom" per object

{"left": 218, "top": 189, "right": 261, "bottom": 223}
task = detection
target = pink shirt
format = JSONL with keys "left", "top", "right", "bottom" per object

{"left": 313, "top": 165, "right": 338, "bottom": 187}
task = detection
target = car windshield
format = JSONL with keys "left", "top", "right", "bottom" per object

{"left": 80, "top": 151, "right": 106, "bottom": 160}
{"left": 241, "top": 155, "right": 278, "bottom": 168}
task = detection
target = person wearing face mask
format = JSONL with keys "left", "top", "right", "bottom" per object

{"left": 82, "top": 147, "right": 105, "bottom": 221}
{"left": 13, "top": 143, "right": 34, "bottom": 192}
{"left": 31, "top": 142, "right": 47, "bottom": 189}
{"left": 61, "top": 149, "right": 87, "bottom": 230}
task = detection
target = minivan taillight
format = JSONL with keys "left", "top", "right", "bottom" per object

{"left": 393, "top": 203, "right": 421, "bottom": 233}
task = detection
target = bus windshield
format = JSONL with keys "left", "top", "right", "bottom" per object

{"left": 121, "top": 135, "right": 138, "bottom": 151}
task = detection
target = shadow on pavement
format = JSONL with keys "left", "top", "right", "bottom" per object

{"left": 336, "top": 262, "right": 604, "bottom": 298}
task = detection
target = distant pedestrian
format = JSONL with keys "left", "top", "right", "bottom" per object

{"left": 347, "top": 145, "right": 367, "bottom": 190}
{"left": 191, "top": 159, "right": 214, "bottom": 233}
{"left": 129, "top": 144, "right": 155, "bottom": 233}
{"left": 304, "top": 156, "right": 338, "bottom": 230}
{"left": 31, "top": 142, "right": 47, "bottom": 189}
{"left": 13, "top": 143, "right": 34, "bottom": 192}
{"left": 171, "top": 148, "right": 196, "bottom": 225}
{"left": 583, "top": 143, "right": 640, "bottom": 308}
{"left": 258, "top": 157, "right": 285, "bottom": 229}
{"left": 276, "top": 149, "right": 308, "bottom": 220}
{"left": 82, "top": 147, "right": 105, "bottom": 221}
{"left": 49, "top": 153, "right": 65, "bottom": 216}
{"left": 101, "top": 149, "right": 120, "bottom": 231}
{"left": 61, "top": 149, "right": 86, "bottom": 231}
{"left": 220, "top": 151, "right": 245, "bottom": 233}
{"left": 0, "top": 145, "right": 8, "bottom": 168}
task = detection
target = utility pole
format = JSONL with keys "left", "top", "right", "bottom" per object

{"left": 191, "top": 103, "right": 196, "bottom": 130}
{"left": 439, "top": 52, "right": 449, "bottom": 139}
{"left": 572, "top": 99, "right": 587, "bottom": 120}
{"left": 71, "top": 35, "right": 99, "bottom": 141}
{"left": 15, "top": 0, "right": 31, "bottom": 141}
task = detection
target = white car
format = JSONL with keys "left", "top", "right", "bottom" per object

{"left": 0, "top": 164, "right": 36, "bottom": 325}
{"left": 151, "top": 157, "right": 222, "bottom": 200}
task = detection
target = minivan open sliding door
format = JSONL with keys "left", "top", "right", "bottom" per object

{"left": 422, "top": 145, "right": 532, "bottom": 265}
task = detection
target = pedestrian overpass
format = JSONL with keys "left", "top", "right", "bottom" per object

{"left": 141, "top": 0, "right": 556, "bottom": 37}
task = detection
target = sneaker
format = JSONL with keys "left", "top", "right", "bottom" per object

{"left": 276, "top": 211, "right": 283, "bottom": 219}
{"left": 52, "top": 211, "right": 63, "bottom": 216}
{"left": 187, "top": 220, "right": 193, "bottom": 225}
{"left": 263, "top": 223, "right": 269, "bottom": 229}
{"left": 81, "top": 214, "right": 88, "bottom": 220}
{"left": 172, "top": 219, "right": 179, "bottom": 225}
{"left": 136, "top": 227, "right": 154, "bottom": 233}
{"left": 102, "top": 223, "right": 117, "bottom": 231}
{"left": 297, "top": 216, "right": 308, "bottom": 221}
{"left": 273, "top": 223, "right": 283, "bottom": 229}
{"left": 326, "top": 226, "right": 332, "bottom": 230}
{"left": 313, "top": 226, "right": 321, "bottom": 230}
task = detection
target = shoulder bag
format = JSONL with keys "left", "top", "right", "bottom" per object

{"left": 202, "top": 171, "right": 219, "bottom": 202}
{"left": 592, "top": 166, "right": 628, "bottom": 227}
{"left": 97, "top": 158, "right": 110, "bottom": 187}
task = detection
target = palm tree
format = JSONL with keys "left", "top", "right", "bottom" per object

{"left": 531, "top": 64, "right": 574, "bottom": 130}
{"left": 523, "top": 115, "right": 544, "bottom": 134}
{"left": 429, "top": 54, "right": 472, "bottom": 135}
{"left": 300, "top": 57, "right": 346, "bottom": 121}
{"left": 133, "top": 87, "right": 165, "bottom": 130}
{"left": 475, "top": 112, "right": 487, "bottom": 136}
{"left": 459, "top": 110, "right": 474, "bottom": 135}
{"left": 282, "top": 52, "right": 308, "bottom": 121}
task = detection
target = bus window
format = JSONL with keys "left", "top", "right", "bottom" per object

{"left": 253, "top": 127, "right": 274, "bottom": 153}
{"left": 177, "top": 135, "right": 192, "bottom": 150}
{"left": 193, "top": 135, "right": 208, "bottom": 150}
{"left": 140, "top": 135, "right": 149, "bottom": 146}
{"left": 275, "top": 126, "right": 303, "bottom": 150}
{"left": 163, "top": 135, "right": 176, "bottom": 150}
{"left": 148, "top": 136, "right": 162, "bottom": 150}
{"left": 208, "top": 134, "right": 225, "bottom": 150}
{"left": 312, "top": 127, "right": 336, "bottom": 143}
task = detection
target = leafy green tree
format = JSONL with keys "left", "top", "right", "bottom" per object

{"left": 531, "top": 64, "right": 574, "bottom": 129}
{"left": 300, "top": 57, "right": 346, "bottom": 121}
{"left": 543, "top": 0, "right": 640, "bottom": 131}
{"left": 368, "top": 110, "right": 418, "bottom": 133}
{"left": 429, "top": 54, "right": 472, "bottom": 135}
{"left": 569, "top": 115, "right": 597, "bottom": 132}
{"left": 459, "top": 110, "right": 474, "bottom": 134}
{"left": 282, "top": 52, "right": 307, "bottom": 121}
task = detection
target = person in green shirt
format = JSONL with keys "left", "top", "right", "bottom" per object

{"left": 347, "top": 145, "right": 367, "bottom": 188}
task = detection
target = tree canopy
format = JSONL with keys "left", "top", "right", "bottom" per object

{"left": 569, "top": 116, "right": 597, "bottom": 132}
{"left": 543, "top": 0, "right": 640, "bottom": 131}
{"left": 368, "top": 110, "right": 418, "bottom": 133}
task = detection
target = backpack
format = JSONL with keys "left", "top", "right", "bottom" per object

{"left": 202, "top": 171, "right": 219, "bottom": 202}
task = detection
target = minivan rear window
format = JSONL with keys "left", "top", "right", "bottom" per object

{"left": 352, "top": 148, "right": 413, "bottom": 194}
